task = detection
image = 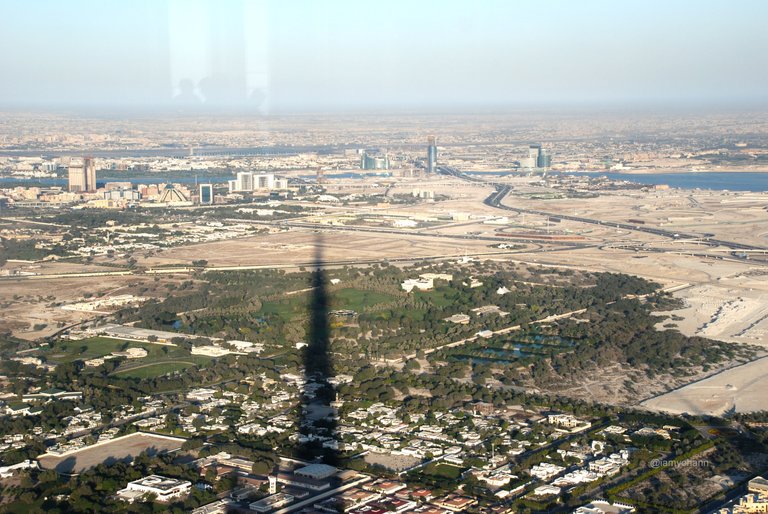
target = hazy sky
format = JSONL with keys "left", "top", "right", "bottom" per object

{"left": 1, "top": 0, "right": 767, "bottom": 112}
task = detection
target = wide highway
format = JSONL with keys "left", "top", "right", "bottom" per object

{"left": 439, "top": 166, "right": 768, "bottom": 252}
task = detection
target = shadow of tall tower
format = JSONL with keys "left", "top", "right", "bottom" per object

{"left": 297, "top": 234, "right": 340, "bottom": 466}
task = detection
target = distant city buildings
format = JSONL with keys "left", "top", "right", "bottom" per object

{"left": 67, "top": 156, "right": 97, "bottom": 192}
{"left": 396, "top": 168, "right": 423, "bottom": 178}
{"left": 103, "top": 188, "right": 141, "bottom": 201}
{"left": 520, "top": 144, "right": 552, "bottom": 169}
{"left": 361, "top": 152, "right": 389, "bottom": 170}
{"left": 228, "top": 172, "right": 287, "bottom": 193}
{"left": 199, "top": 183, "right": 214, "bottom": 204}
{"left": 157, "top": 184, "right": 190, "bottom": 204}
{"left": 412, "top": 188, "right": 434, "bottom": 199}
{"left": 427, "top": 136, "right": 437, "bottom": 173}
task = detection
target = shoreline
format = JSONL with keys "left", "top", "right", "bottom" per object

{"left": 580, "top": 168, "right": 768, "bottom": 175}
{"left": 464, "top": 169, "right": 768, "bottom": 175}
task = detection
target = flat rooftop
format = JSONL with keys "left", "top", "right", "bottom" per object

{"left": 129, "top": 474, "right": 189, "bottom": 491}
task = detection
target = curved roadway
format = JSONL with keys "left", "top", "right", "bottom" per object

{"left": 439, "top": 166, "right": 767, "bottom": 252}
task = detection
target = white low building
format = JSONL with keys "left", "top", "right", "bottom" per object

{"left": 227, "top": 340, "right": 264, "bottom": 353}
{"left": 187, "top": 388, "right": 218, "bottom": 402}
{"left": 0, "top": 460, "right": 37, "bottom": 478}
{"left": 552, "top": 469, "right": 601, "bottom": 486}
{"left": 444, "top": 313, "right": 470, "bottom": 324}
{"left": 529, "top": 462, "right": 565, "bottom": 481}
{"left": 547, "top": 414, "right": 591, "bottom": 432}
{"left": 533, "top": 484, "right": 561, "bottom": 497}
{"left": 419, "top": 273, "right": 452, "bottom": 281}
{"left": 401, "top": 278, "right": 434, "bottom": 292}
{"left": 589, "top": 453, "right": 628, "bottom": 476}
{"left": 250, "top": 493, "right": 294, "bottom": 512}
{"left": 112, "top": 347, "right": 148, "bottom": 359}
{"left": 574, "top": 500, "right": 636, "bottom": 514}
{"left": 191, "top": 345, "right": 233, "bottom": 357}
{"left": 116, "top": 475, "right": 191, "bottom": 503}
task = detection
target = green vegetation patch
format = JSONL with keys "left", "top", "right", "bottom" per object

{"left": 422, "top": 462, "right": 464, "bottom": 479}
{"left": 41, "top": 337, "right": 157, "bottom": 363}
{"left": 414, "top": 289, "right": 456, "bottom": 308}
{"left": 112, "top": 361, "right": 194, "bottom": 379}
{"left": 0, "top": 238, "right": 66, "bottom": 264}
{"left": 332, "top": 288, "right": 395, "bottom": 310}
{"left": 41, "top": 337, "right": 212, "bottom": 368}
{"left": 259, "top": 297, "right": 307, "bottom": 321}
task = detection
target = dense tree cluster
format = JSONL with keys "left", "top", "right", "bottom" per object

{"left": 1, "top": 453, "right": 215, "bottom": 513}
{"left": 0, "top": 238, "right": 66, "bottom": 265}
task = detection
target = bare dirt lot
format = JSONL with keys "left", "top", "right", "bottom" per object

{"left": 658, "top": 281, "right": 768, "bottom": 345}
{"left": 641, "top": 356, "right": 768, "bottom": 416}
{"left": 0, "top": 269, "right": 194, "bottom": 340}
{"left": 37, "top": 432, "right": 185, "bottom": 474}
{"left": 138, "top": 228, "right": 502, "bottom": 268}
{"left": 364, "top": 452, "right": 421, "bottom": 472}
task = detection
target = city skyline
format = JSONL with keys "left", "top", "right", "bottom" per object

{"left": 1, "top": 2, "right": 768, "bottom": 512}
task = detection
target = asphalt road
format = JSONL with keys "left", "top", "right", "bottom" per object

{"left": 439, "top": 166, "right": 768, "bottom": 252}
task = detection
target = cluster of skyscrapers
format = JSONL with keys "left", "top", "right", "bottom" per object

{"left": 520, "top": 144, "right": 551, "bottom": 169}
{"left": 350, "top": 139, "right": 437, "bottom": 173}
{"left": 360, "top": 152, "right": 389, "bottom": 170}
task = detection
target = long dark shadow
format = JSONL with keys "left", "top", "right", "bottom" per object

{"left": 297, "top": 234, "right": 340, "bottom": 467}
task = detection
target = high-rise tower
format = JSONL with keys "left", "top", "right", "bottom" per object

{"left": 521, "top": 144, "right": 551, "bottom": 169}
{"left": 537, "top": 149, "right": 552, "bottom": 169}
{"left": 67, "top": 157, "right": 97, "bottom": 193}
{"left": 84, "top": 157, "right": 96, "bottom": 192}
{"left": 360, "top": 153, "right": 389, "bottom": 170}
{"left": 427, "top": 136, "right": 437, "bottom": 173}
{"left": 68, "top": 162, "right": 85, "bottom": 193}
{"left": 199, "top": 184, "right": 214, "bottom": 204}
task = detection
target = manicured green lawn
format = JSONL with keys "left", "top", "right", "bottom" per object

{"left": 260, "top": 297, "right": 306, "bottom": 320}
{"left": 42, "top": 337, "right": 211, "bottom": 367}
{"left": 260, "top": 287, "right": 397, "bottom": 321}
{"left": 423, "top": 462, "right": 464, "bottom": 479}
{"left": 44, "top": 337, "right": 160, "bottom": 363}
{"left": 333, "top": 288, "right": 395, "bottom": 309}
{"left": 414, "top": 289, "right": 456, "bottom": 308}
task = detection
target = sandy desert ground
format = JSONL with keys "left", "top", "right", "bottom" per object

{"left": 137, "top": 228, "right": 507, "bottom": 268}
{"left": 0, "top": 264, "right": 193, "bottom": 340}
{"left": 641, "top": 356, "right": 768, "bottom": 416}
{"left": 661, "top": 284, "right": 768, "bottom": 345}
